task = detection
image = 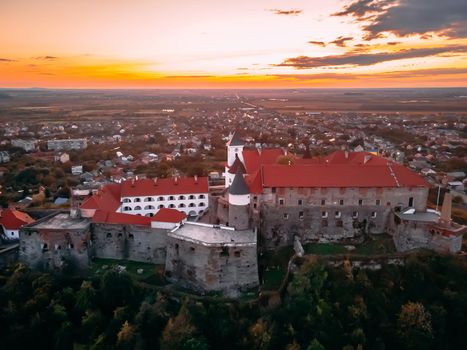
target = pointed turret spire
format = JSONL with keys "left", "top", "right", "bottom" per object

{"left": 229, "top": 169, "right": 249, "bottom": 195}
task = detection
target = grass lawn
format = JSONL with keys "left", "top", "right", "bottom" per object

{"left": 304, "top": 234, "right": 396, "bottom": 256}
{"left": 261, "top": 267, "right": 286, "bottom": 291}
{"left": 89, "top": 258, "right": 166, "bottom": 285}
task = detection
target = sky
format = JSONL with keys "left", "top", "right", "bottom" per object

{"left": 1, "top": 0, "right": 467, "bottom": 88}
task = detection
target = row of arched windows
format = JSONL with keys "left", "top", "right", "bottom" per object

{"left": 122, "top": 194, "right": 205, "bottom": 203}
{"left": 123, "top": 202, "right": 206, "bottom": 212}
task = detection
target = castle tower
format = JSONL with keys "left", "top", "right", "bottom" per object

{"left": 225, "top": 132, "right": 245, "bottom": 187}
{"left": 228, "top": 170, "right": 250, "bottom": 230}
{"left": 226, "top": 154, "right": 246, "bottom": 187}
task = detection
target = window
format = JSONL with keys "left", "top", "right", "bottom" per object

{"left": 339, "top": 199, "right": 344, "bottom": 206}
{"left": 408, "top": 197, "right": 414, "bottom": 207}
{"left": 145, "top": 213, "right": 154, "bottom": 217}
{"left": 168, "top": 196, "right": 175, "bottom": 201}
{"left": 371, "top": 211, "right": 377, "bottom": 218}
{"left": 134, "top": 205, "right": 142, "bottom": 210}
{"left": 321, "top": 199, "right": 326, "bottom": 205}
{"left": 279, "top": 198, "right": 284, "bottom": 205}
{"left": 253, "top": 203, "right": 257, "bottom": 209}
{"left": 352, "top": 211, "right": 358, "bottom": 219}
{"left": 158, "top": 196, "right": 164, "bottom": 201}
{"left": 321, "top": 219, "right": 328, "bottom": 227}
{"left": 190, "top": 247, "right": 195, "bottom": 252}
{"left": 123, "top": 206, "right": 132, "bottom": 211}
{"left": 178, "top": 203, "right": 186, "bottom": 208}
{"left": 199, "top": 202, "right": 205, "bottom": 207}
{"left": 358, "top": 199, "right": 363, "bottom": 206}
{"left": 234, "top": 251, "right": 241, "bottom": 258}
{"left": 283, "top": 213, "right": 289, "bottom": 220}
{"left": 144, "top": 205, "right": 155, "bottom": 210}
{"left": 335, "top": 211, "right": 341, "bottom": 218}
{"left": 158, "top": 204, "right": 164, "bottom": 209}
{"left": 144, "top": 197, "right": 154, "bottom": 202}
{"left": 272, "top": 187, "right": 276, "bottom": 193}
{"left": 299, "top": 211, "right": 304, "bottom": 220}
{"left": 253, "top": 196, "right": 258, "bottom": 200}
{"left": 106, "top": 233, "right": 112, "bottom": 238}
{"left": 169, "top": 204, "right": 175, "bottom": 208}
{"left": 376, "top": 199, "right": 381, "bottom": 206}
{"left": 123, "top": 198, "right": 131, "bottom": 203}
{"left": 336, "top": 220, "right": 343, "bottom": 227}
{"left": 129, "top": 234, "right": 134, "bottom": 239}
{"left": 298, "top": 199, "right": 303, "bottom": 205}
{"left": 199, "top": 194, "right": 205, "bottom": 199}
{"left": 188, "top": 195, "right": 195, "bottom": 200}
{"left": 178, "top": 195, "right": 186, "bottom": 200}
{"left": 134, "top": 198, "right": 141, "bottom": 202}
{"left": 321, "top": 211, "right": 328, "bottom": 218}
{"left": 188, "top": 203, "right": 195, "bottom": 207}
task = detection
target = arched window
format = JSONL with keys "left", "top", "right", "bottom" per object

{"left": 145, "top": 213, "right": 154, "bottom": 217}
{"left": 123, "top": 206, "right": 132, "bottom": 211}
{"left": 158, "top": 204, "right": 164, "bottom": 209}
{"left": 158, "top": 196, "right": 164, "bottom": 201}
{"left": 168, "top": 196, "right": 175, "bottom": 201}
{"left": 198, "top": 194, "right": 205, "bottom": 199}
{"left": 123, "top": 198, "right": 131, "bottom": 203}
{"left": 144, "top": 205, "right": 155, "bottom": 210}
{"left": 144, "top": 197, "right": 154, "bottom": 202}
{"left": 178, "top": 203, "right": 186, "bottom": 208}
{"left": 188, "top": 203, "right": 195, "bottom": 207}
{"left": 178, "top": 195, "right": 186, "bottom": 200}
{"left": 199, "top": 202, "right": 205, "bottom": 207}
{"left": 188, "top": 195, "right": 195, "bottom": 200}
{"left": 169, "top": 204, "right": 175, "bottom": 208}
{"left": 134, "top": 198, "right": 141, "bottom": 202}
{"left": 134, "top": 206, "right": 142, "bottom": 210}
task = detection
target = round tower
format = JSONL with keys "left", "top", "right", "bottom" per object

{"left": 228, "top": 170, "right": 250, "bottom": 230}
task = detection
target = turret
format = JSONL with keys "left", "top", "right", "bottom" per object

{"left": 228, "top": 170, "right": 250, "bottom": 230}
{"left": 225, "top": 154, "right": 246, "bottom": 187}
{"left": 225, "top": 132, "right": 245, "bottom": 188}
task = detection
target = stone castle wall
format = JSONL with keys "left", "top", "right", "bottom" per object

{"left": 165, "top": 236, "right": 258, "bottom": 293}
{"left": 92, "top": 223, "right": 167, "bottom": 264}
{"left": 20, "top": 226, "right": 91, "bottom": 270}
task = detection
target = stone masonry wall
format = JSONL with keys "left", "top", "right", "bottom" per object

{"left": 20, "top": 227, "right": 91, "bottom": 270}
{"left": 165, "top": 236, "right": 258, "bottom": 293}
{"left": 92, "top": 223, "right": 167, "bottom": 264}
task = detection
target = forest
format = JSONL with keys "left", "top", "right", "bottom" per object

{"left": 1, "top": 253, "right": 467, "bottom": 350}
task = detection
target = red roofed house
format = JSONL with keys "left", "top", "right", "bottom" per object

{"left": 213, "top": 132, "right": 464, "bottom": 253}
{"left": 0, "top": 208, "right": 35, "bottom": 239}
{"left": 80, "top": 176, "right": 208, "bottom": 220}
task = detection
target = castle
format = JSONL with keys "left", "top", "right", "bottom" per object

{"left": 18, "top": 132, "right": 466, "bottom": 294}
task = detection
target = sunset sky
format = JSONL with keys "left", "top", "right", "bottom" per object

{"left": 1, "top": 0, "right": 467, "bottom": 88}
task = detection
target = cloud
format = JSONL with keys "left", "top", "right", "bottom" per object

{"left": 0, "top": 58, "right": 15, "bottom": 62}
{"left": 308, "top": 41, "right": 326, "bottom": 47}
{"left": 35, "top": 56, "right": 58, "bottom": 60}
{"left": 276, "top": 45, "right": 467, "bottom": 69}
{"left": 271, "top": 67, "right": 467, "bottom": 81}
{"left": 268, "top": 9, "right": 303, "bottom": 16}
{"left": 330, "top": 36, "right": 354, "bottom": 47}
{"left": 334, "top": 0, "right": 467, "bottom": 39}
{"left": 387, "top": 41, "right": 401, "bottom": 45}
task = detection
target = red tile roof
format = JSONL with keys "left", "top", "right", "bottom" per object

{"left": 242, "top": 148, "right": 285, "bottom": 174}
{"left": 80, "top": 183, "right": 121, "bottom": 211}
{"left": 121, "top": 177, "right": 208, "bottom": 197}
{"left": 262, "top": 163, "right": 430, "bottom": 188}
{"left": 0, "top": 209, "right": 35, "bottom": 230}
{"left": 92, "top": 210, "right": 151, "bottom": 226}
{"left": 152, "top": 208, "right": 187, "bottom": 223}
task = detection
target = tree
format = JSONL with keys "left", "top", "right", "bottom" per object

{"left": 117, "top": 320, "right": 136, "bottom": 349}
{"left": 397, "top": 302, "right": 433, "bottom": 349}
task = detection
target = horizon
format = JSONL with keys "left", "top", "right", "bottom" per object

{"left": 1, "top": 0, "right": 467, "bottom": 89}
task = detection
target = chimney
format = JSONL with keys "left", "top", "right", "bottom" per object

{"left": 194, "top": 175, "right": 198, "bottom": 183}
{"left": 440, "top": 191, "right": 452, "bottom": 226}
{"left": 174, "top": 177, "right": 178, "bottom": 185}
{"left": 153, "top": 177, "right": 158, "bottom": 186}
{"left": 344, "top": 150, "right": 349, "bottom": 159}
{"left": 131, "top": 178, "right": 135, "bottom": 187}
{"left": 364, "top": 154, "right": 371, "bottom": 164}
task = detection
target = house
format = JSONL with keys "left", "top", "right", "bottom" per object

{"left": 11, "top": 139, "right": 37, "bottom": 152}
{"left": 71, "top": 165, "right": 83, "bottom": 175}
{"left": 0, "top": 151, "right": 10, "bottom": 163}
{"left": 0, "top": 208, "right": 35, "bottom": 239}
{"left": 54, "top": 152, "right": 70, "bottom": 164}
